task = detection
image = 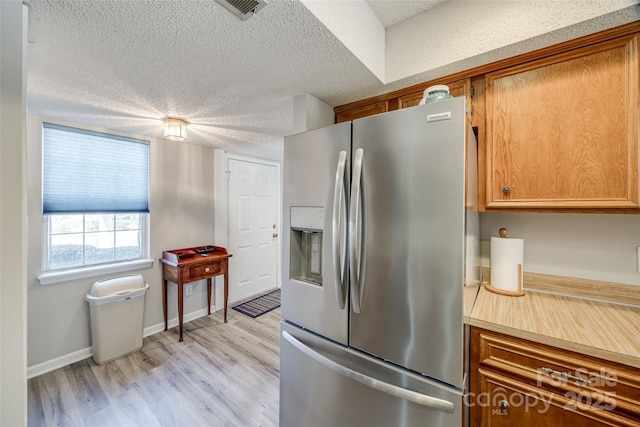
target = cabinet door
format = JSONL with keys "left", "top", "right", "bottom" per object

{"left": 470, "top": 328, "right": 640, "bottom": 426}
{"left": 477, "top": 370, "right": 635, "bottom": 427}
{"left": 335, "top": 100, "right": 389, "bottom": 123}
{"left": 485, "top": 35, "right": 639, "bottom": 210}
{"left": 397, "top": 79, "right": 471, "bottom": 110}
{"left": 336, "top": 79, "right": 473, "bottom": 123}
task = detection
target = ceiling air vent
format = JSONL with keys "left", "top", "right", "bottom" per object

{"left": 215, "top": 0, "right": 268, "bottom": 21}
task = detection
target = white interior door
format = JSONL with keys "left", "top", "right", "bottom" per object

{"left": 228, "top": 157, "right": 279, "bottom": 303}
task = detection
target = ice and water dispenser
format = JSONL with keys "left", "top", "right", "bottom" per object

{"left": 289, "top": 206, "right": 324, "bottom": 286}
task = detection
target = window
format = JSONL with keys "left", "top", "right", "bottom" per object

{"left": 42, "top": 123, "right": 150, "bottom": 274}
{"left": 46, "top": 213, "right": 146, "bottom": 270}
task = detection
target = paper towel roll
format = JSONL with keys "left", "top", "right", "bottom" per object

{"left": 490, "top": 236, "right": 524, "bottom": 295}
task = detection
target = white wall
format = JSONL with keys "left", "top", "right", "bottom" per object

{"left": 0, "top": 1, "right": 28, "bottom": 424}
{"left": 26, "top": 115, "right": 218, "bottom": 369}
{"left": 480, "top": 212, "right": 640, "bottom": 286}
{"left": 293, "top": 93, "right": 335, "bottom": 134}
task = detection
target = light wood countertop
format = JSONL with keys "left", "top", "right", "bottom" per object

{"left": 467, "top": 272, "right": 640, "bottom": 368}
{"left": 463, "top": 282, "right": 481, "bottom": 322}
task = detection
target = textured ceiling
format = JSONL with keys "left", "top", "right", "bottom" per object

{"left": 24, "top": 0, "right": 640, "bottom": 152}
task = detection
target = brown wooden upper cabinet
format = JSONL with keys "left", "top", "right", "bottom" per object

{"left": 335, "top": 78, "right": 472, "bottom": 123}
{"left": 396, "top": 79, "right": 471, "bottom": 110}
{"left": 335, "top": 100, "right": 390, "bottom": 123}
{"left": 484, "top": 34, "right": 639, "bottom": 211}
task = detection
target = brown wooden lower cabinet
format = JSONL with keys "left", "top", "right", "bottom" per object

{"left": 469, "top": 327, "right": 640, "bottom": 426}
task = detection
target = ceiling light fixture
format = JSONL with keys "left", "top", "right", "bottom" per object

{"left": 163, "top": 118, "right": 189, "bottom": 141}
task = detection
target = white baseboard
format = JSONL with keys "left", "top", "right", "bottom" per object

{"left": 27, "top": 305, "right": 217, "bottom": 379}
{"left": 27, "top": 347, "right": 93, "bottom": 379}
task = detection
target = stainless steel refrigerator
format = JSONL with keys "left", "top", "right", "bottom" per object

{"left": 280, "top": 97, "right": 479, "bottom": 427}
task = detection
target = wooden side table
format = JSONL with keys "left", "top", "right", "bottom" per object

{"left": 160, "top": 245, "right": 232, "bottom": 341}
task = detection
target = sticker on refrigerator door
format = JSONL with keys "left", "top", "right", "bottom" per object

{"left": 427, "top": 112, "right": 452, "bottom": 122}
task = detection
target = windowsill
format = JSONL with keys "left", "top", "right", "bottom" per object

{"left": 38, "top": 259, "right": 154, "bottom": 285}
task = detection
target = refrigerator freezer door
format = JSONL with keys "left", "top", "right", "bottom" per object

{"left": 282, "top": 122, "right": 351, "bottom": 345}
{"left": 350, "top": 98, "right": 473, "bottom": 389}
{"left": 280, "top": 322, "right": 463, "bottom": 427}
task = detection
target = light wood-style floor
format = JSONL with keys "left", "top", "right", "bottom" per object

{"left": 28, "top": 308, "right": 281, "bottom": 427}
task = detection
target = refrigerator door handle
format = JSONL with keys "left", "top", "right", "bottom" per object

{"left": 282, "top": 330, "right": 455, "bottom": 413}
{"left": 332, "top": 150, "right": 348, "bottom": 310}
{"left": 349, "top": 148, "right": 365, "bottom": 313}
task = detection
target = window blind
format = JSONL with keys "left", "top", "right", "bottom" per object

{"left": 43, "top": 123, "right": 149, "bottom": 214}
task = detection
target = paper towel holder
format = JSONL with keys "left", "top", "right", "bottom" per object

{"left": 486, "top": 228, "right": 525, "bottom": 297}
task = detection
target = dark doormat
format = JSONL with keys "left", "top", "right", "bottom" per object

{"left": 232, "top": 289, "right": 281, "bottom": 318}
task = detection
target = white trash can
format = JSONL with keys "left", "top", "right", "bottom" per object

{"left": 86, "top": 274, "right": 149, "bottom": 364}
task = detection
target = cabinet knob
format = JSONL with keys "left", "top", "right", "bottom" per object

{"left": 205, "top": 267, "right": 210, "bottom": 273}
{"left": 502, "top": 186, "right": 511, "bottom": 194}
{"left": 499, "top": 400, "right": 510, "bottom": 412}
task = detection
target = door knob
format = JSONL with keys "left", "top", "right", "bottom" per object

{"left": 272, "top": 233, "right": 279, "bottom": 238}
